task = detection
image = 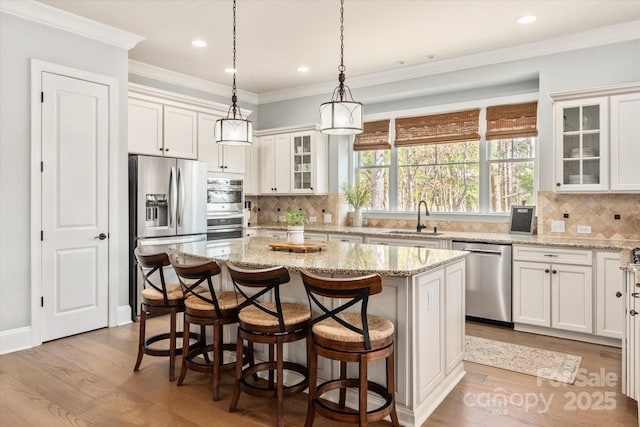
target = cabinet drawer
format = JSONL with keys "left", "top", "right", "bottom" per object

{"left": 304, "top": 232, "right": 327, "bottom": 242}
{"left": 327, "top": 234, "right": 363, "bottom": 244}
{"left": 264, "top": 230, "right": 287, "bottom": 239}
{"left": 513, "top": 245, "right": 592, "bottom": 265}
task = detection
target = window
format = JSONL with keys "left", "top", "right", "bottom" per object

{"left": 397, "top": 142, "right": 479, "bottom": 212}
{"left": 354, "top": 101, "right": 537, "bottom": 215}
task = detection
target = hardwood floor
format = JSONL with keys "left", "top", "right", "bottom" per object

{"left": 0, "top": 318, "right": 637, "bottom": 426}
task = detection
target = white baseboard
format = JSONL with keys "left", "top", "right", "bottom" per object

{"left": 0, "top": 326, "right": 33, "bottom": 355}
{"left": 514, "top": 323, "right": 622, "bottom": 348}
{"left": 117, "top": 305, "right": 132, "bottom": 326}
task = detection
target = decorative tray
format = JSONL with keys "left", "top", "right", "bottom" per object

{"left": 269, "top": 241, "right": 327, "bottom": 253}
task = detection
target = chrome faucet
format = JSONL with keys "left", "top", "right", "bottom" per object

{"left": 416, "top": 200, "right": 429, "bottom": 232}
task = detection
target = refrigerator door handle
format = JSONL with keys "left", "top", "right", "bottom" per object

{"left": 169, "top": 166, "right": 177, "bottom": 227}
{"left": 177, "top": 167, "right": 184, "bottom": 227}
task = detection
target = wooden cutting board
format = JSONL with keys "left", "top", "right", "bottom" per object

{"left": 269, "top": 241, "right": 326, "bottom": 253}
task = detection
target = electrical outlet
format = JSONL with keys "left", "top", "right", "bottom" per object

{"left": 323, "top": 214, "right": 332, "bottom": 223}
{"left": 577, "top": 225, "right": 592, "bottom": 234}
{"left": 308, "top": 216, "right": 317, "bottom": 223}
{"left": 551, "top": 220, "right": 565, "bottom": 233}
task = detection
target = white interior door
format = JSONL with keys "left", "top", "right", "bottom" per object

{"left": 41, "top": 72, "right": 109, "bottom": 342}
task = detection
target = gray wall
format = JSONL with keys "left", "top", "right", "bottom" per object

{"left": 0, "top": 13, "right": 130, "bottom": 331}
{"left": 258, "top": 40, "right": 640, "bottom": 192}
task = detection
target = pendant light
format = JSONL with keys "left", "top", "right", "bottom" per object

{"left": 319, "top": 0, "right": 363, "bottom": 135}
{"left": 215, "top": 0, "right": 253, "bottom": 145}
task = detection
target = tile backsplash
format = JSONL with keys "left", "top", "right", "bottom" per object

{"left": 537, "top": 191, "right": 640, "bottom": 240}
{"left": 248, "top": 191, "right": 639, "bottom": 240}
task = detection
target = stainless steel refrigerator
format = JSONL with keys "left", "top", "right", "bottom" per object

{"left": 128, "top": 155, "right": 207, "bottom": 319}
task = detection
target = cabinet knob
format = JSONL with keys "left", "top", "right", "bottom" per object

{"left": 310, "top": 187, "right": 314, "bottom": 190}
{"left": 616, "top": 291, "right": 623, "bottom": 298}
{"left": 630, "top": 310, "right": 638, "bottom": 316}
{"left": 632, "top": 292, "right": 640, "bottom": 298}
{"left": 159, "top": 148, "right": 163, "bottom": 151}
{"left": 556, "top": 182, "right": 561, "bottom": 187}
{"left": 165, "top": 148, "right": 169, "bottom": 152}
{"left": 545, "top": 269, "right": 550, "bottom": 273}
{"left": 552, "top": 269, "right": 557, "bottom": 274}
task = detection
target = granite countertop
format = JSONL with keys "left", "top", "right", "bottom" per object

{"left": 168, "top": 237, "right": 468, "bottom": 277}
{"left": 251, "top": 224, "right": 640, "bottom": 251}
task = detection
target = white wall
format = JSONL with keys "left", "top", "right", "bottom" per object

{"left": 257, "top": 40, "right": 640, "bottom": 192}
{"left": 0, "top": 13, "right": 130, "bottom": 331}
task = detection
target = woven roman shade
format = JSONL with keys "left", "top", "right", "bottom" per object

{"left": 395, "top": 109, "right": 480, "bottom": 147}
{"left": 353, "top": 120, "right": 391, "bottom": 151}
{"left": 486, "top": 102, "right": 538, "bottom": 140}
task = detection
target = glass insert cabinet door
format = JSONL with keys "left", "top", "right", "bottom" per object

{"left": 554, "top": 97, "right": 608, "bottom": 191}
{"left": 292, "top": 134, "right": 313, "bottom": 190}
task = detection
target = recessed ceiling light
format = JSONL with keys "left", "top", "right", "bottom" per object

{"left": 517, "top": 15, "right": 537, "bottom": 24}
{"left": 191, "top": 39, "right": 207, "bottom": 47}
{"left": 224, "top": 67, "right": 236, "bottom": 74}
{"left": 297, "top": 66, "right": 310, "bottom": 73}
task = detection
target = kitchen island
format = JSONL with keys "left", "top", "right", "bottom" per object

{"left": 169, "top": 237, "right": 468, "bottom": 426}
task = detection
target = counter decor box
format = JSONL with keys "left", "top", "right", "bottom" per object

{"left": 509, "top": 206, "right": 536, "bottom": 235}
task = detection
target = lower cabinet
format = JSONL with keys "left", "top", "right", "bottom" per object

{"left": 623, "top": 270, "right": 640, "bottom": 402}
{"left": 595, "top": 251, "right": 624, "bottom": 339}
{"left": 513, "top": 245, "right": 593, "bottom": 334}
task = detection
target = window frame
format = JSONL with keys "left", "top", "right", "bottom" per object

{"left": 352, "top": 93, "right": 539, "bottom": 218}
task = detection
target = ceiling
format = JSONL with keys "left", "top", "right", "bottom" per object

{"left": 39, "top": 0, "right": 640, "bottom": 96}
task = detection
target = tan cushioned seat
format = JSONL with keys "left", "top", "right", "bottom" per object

{"left": 239, "top": 302, "right": 311, "bottom": 327}
{"left": 141, "top": 283, "right": 184, "bottom": 301}
{"left": 184, "top": 291, "right": 242, "bottom": 312}
{"left": 312, "top": 312, "right": 394, "bottom": 343}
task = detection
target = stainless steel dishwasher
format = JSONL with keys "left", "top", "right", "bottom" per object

{"left": 451, "top": 241, "right": 513, "bottom": 326}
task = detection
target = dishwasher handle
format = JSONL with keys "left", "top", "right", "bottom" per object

{"left": 457, "top": 248, "right": 503, "bottom": 255}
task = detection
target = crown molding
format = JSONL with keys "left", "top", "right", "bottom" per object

{"left": 128, "top": 82, "right": 253, "bottom": 118}
{"left": 0, "top": 0, "right": 144, "bottom": 49}
{"left": 254, "top": 123, "right": 320, "bottom": 137}
{"left": 548, "top": 82, "right": 640, "bottom": 102}
{"left": 257, "top": 20, "right": 640, "bottom": 104}
{"left": 129, "top": 60, "right": 259, "bottom": 105}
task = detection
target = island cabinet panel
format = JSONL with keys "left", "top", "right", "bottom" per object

{"left": 445, "top": 261, "right": 465, "bottom": 374}
{"left": 414, "top": 269, "right": 445, "bottom": 403}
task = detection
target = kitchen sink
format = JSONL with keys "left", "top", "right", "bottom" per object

{"left": 384, "top": 230, "right": 444, "bottom": 236}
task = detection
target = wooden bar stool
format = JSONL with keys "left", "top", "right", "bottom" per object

{"left": 300, "top": 268, "right": 400, "bottom": 427}
{"left": 226, "top": 262, "right": 311, "bottom": 427}
{"left": 170, "top": 256, "right": 243, "bottom": 401}
{"left": 133, "top": 247, "right": 198, "bottom": 381}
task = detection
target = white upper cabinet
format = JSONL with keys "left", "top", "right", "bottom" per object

{"left": 256, "top": 125, "right": 328, "bottom": 195}
{"left": 550, "top": 84, "right": 640, "bottom": 193}
{"left": 610, "top": 92, "right": 640, "bottom": 191}
{"left": 243, "top": 138, "right": 259, "bottom": 195}
{"left": 290, "top": 131, "right": 328, "bottom": 194}
{"left": 553, "top": 97, "right": 608, "bottom": 192}
{"left": 128, "top": 98, "right": 198, "bottom": 159}
{"left": 163, "top": 106, "right": 198, "bottom": 159}
{"left": 128, "top": 98, "right": 163, "bottom": 156}
{"left": 198, "top": 113, "right": 245, "bottom": 174}
{"left": 259, "top": 134, "right": 291, "bottom": 194}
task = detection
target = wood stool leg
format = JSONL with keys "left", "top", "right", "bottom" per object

{"left": 201, "top": 324, "right": 211, "bottom": 364}
{"left": 169, "top": 307, "right": 177, "bottom": 381}
{"left": 247, "top": 341, "right": 259, "bottom": 381}
{"left": 268, "top": 343, "right": 275, "bottom": 389}
{"left": 133, "top": 306, "right": 146, "bottom": 372}
{"left": 276, "top": 337, "right": 285, "bottom": 427}
{"left": 338, "top": 360, "right": 347, "bottom": 408}
{"left": 359, "top": 354, "right": 368, "bottom": 427}
{"left": 304, "top": 338, "right": 317, "bottom": 427}
{"left": 212, "top": 323, "right": 222, "bottom": 401}
{"left": 229, "top": 328, "right": 243, "bottom": 412}
{"left": 387, "top": 346, "right": 400, "bottom": 427}
{"left": 177, "top": 316, "right": 190, "bottom": 386}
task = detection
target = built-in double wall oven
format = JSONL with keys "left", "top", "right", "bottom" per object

{"left": 206, "top": 178, "right": 244, "bottom": 241}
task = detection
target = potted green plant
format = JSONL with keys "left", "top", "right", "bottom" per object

{"left": 284, "top": 210, "right": 306, "bottom": 244}
{"left": 341, "top": 179, "right": 371, "bottom": 227}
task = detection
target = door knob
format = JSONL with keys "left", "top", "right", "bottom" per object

{"left": 95, "top": 233, "right": 107, "bottom": 240}
{"left": 616, "top": 291, "right": 623, "bottom": 298}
